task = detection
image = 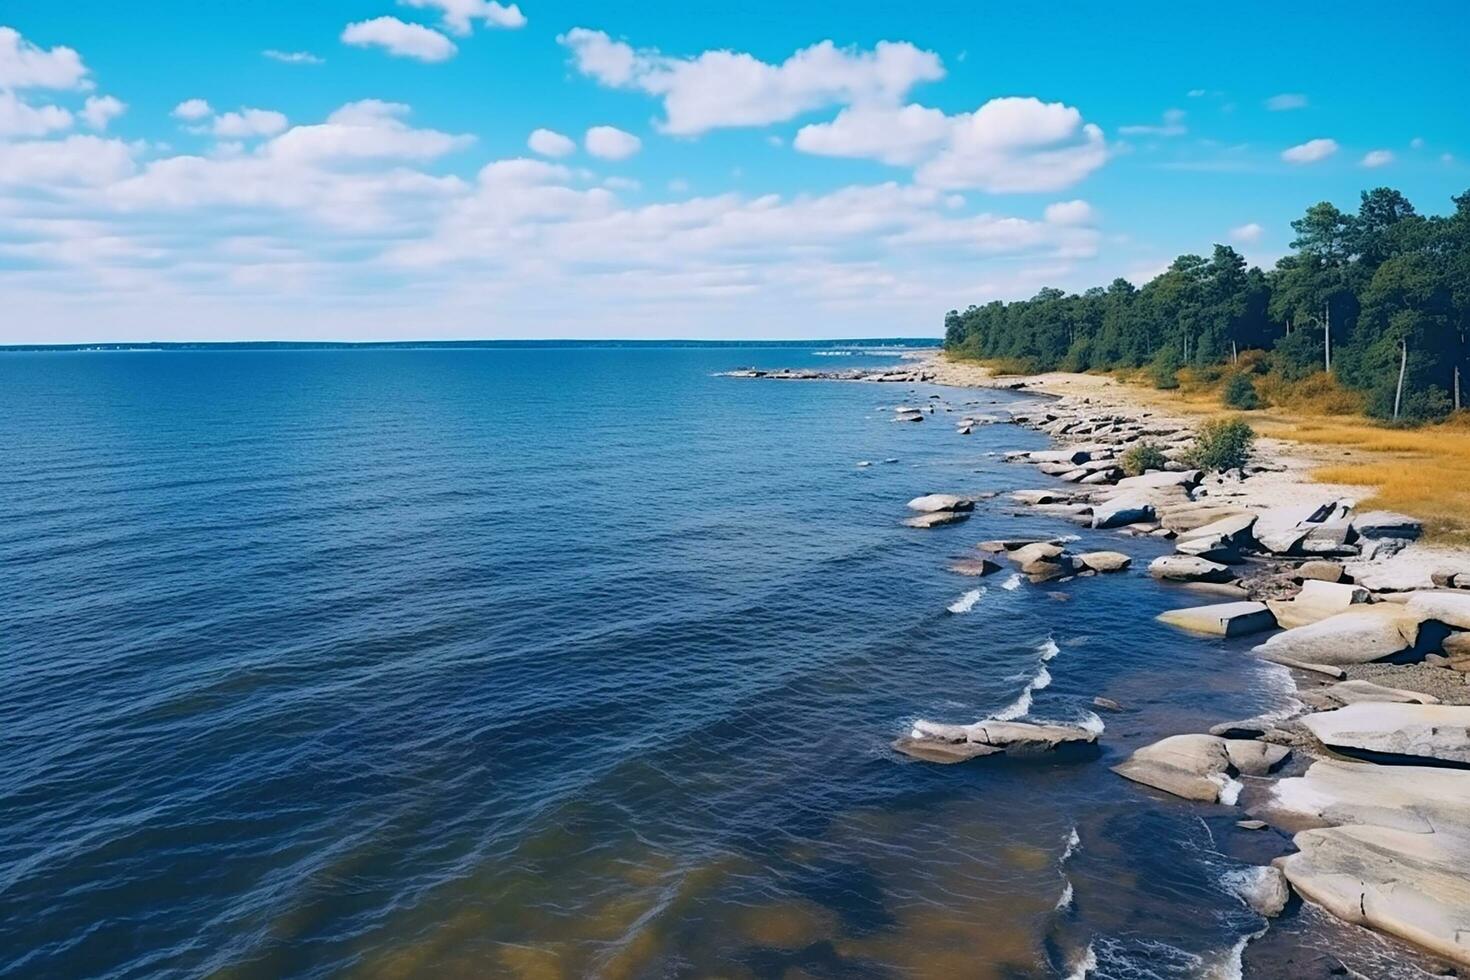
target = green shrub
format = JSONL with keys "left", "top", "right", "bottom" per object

{"left": 1121, "top": 442, "right": 1169, "bottom": 476}
{"left": 1184, "top": 417, "right": 1256, "bottom": 472}
{"left": 1151, "top": 351, "right": 1181, "bottom": 389}
{"left": 1222, "top": 373, "right": 1261, "bottom": 410}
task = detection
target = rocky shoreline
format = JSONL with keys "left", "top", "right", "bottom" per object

{"left": 723, "top": 352, "right": 1470, "bottom": 972}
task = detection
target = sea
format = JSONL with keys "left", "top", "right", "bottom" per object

{"left": 0, "top": 344, "right": 1439, "bottom": 979}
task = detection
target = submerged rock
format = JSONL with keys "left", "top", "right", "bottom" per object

{"left": 895, "top": 718, "right": 1099, "bottom": 764}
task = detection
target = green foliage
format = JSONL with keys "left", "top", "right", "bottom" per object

{"left": 1184, "top": 418, "right": 1257, "bottom": 472}
{"left": 1222, "top": 372, "right": 1261, "bottom": 410}
{"left": 1121, "top": 442, "right": 1168, "bottom": 476}
{"left": 941, "top": 186, "right": 1470, "bottom": 426}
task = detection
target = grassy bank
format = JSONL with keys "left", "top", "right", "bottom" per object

{"left": 954, "top": 354, "right": 1470, "bottom": 544}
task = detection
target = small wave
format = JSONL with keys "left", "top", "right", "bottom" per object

{"left": 1076, "top": 711, "right": 1105, "bottom": 735}
{"left": 992, "top": 663, "right": 1051, "bottom": 720}
{"left": 1037, "top": 636, "right": 1060, "bottom": 660}
{"left": 1055, "top": 878, "right": 1074, "bottom": 910}
{"left": 1001, "top": 573, "right": 1022, "bottom": 591}
{"left": 1061, "top": 827, "right": 1081, "bottom": 862}
{"left": 947, "top": 588, "right": 986, "bottom": 614}
{"left": 1062, "top": 942, "right": 1097, "bottom": 980}
{"left": 1210, "top": 773, "right": 1244, "bottom": 807}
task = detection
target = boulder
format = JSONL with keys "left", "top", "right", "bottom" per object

{"left": 1176, "top": 535, "right": 1241, "bottom": 564}
{"left": 1296, "top": 560, "right": 1345, "bottom": 583}
{"left": 1112, "top": 733, "right": 1238, "bottom": 803}
{"left": 1148, "top": 555, "right": 1234, "bottom": 583}
{"left": 1300, "top": 702, "right": 1470, "bottom": 764}
{"left": 1224, "top": 739, "right": 1292, "bottom": 776}
{"left": 1092, "top": 495, "right": 1156, "bottom": 529}
{"left": 1267, "top": 758, "right": 1470, "bottom": 833}
{"left": 1114, "top": 469, "right": 1201, "bottom": 492}
{"left": 1076, "top": 551, "right": 1131, "bottom": 573}
{"left": 1157, "top": 601, "right": 1276, "bottom": 637}
{"left": 1265, "top": 580, "right": 1371, "bottom": 630}
{"left": 1254, "top": 502, "right": 1338, "bottom": 555}
{"left": 1227, "top": 865, "right": 1291, "bottom": 918}
{"left": 1406, "top": 591, "right": 1470, "bottom": 630}
{"left": 948, "top": 557, "right": 1001, "bottom": 577}
{"left": 1299, "top": 679, "right": 1442, "bottom": 710}
{"left": 1028, "top": 449, "right": 1092, "bottom": 465}
{"left": 902, "top": 511, "right": 970, "bottom": 529}
{"left": 1010, "top": 542, "right": 1065, "bottom": 567}
{"left": 1012, "top": 489, "right": 1069, "bottom": 506}
{"left": 896, "top": 718, "right": 1098, "bottom": 763}
{"left": 1253, "top": 606, "right": 1423, "bottom": 667}
{"left": 1353, "top": 510, "right": 1424, "bottom": 541}
{"left": 907, "top": 493, "right": 974, "bottom": 513}
{"left": 1169, "top": 509, "right": 1255, "bottom": 539}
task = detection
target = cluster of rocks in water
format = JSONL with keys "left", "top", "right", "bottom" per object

{"left": 718, "top": 365, "right": 938, "bottom": 384}
{"left": 892, "top": 394, "right": 1470, "bottom": 968}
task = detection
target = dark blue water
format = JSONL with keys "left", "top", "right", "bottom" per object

{"left": 2, "top": 347, "right": 1305, "bottom": 979}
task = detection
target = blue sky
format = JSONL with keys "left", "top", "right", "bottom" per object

{"left": 2, "top": 0, "right": 1467, "bottom": 342}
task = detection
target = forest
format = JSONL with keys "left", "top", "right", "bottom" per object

{"left": 943, "top": 188, "right": 1470, "bottom": 423}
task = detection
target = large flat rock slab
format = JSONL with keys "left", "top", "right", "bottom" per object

{"left": 895, "top": 718, "right": 1098, "bottom": 764}
{"left": 1300, "top": 702, "right": 1470, "bottom": 764}
{"left": 1407, "top": 591, "right": 1470, "bottom": 630}
{"left": 1111, "top": 733, "right": 1276, "bottom": 803}
{"left": 1265, "top": 580, "right": 1369, "bottom": 630}
{"left": 1157, "top": 601, "right": 1275, "bottom": 637}
{"left": 1267, "top": 758, "right": 1470, "bottom": 833}
{"left": 1253, "top": 606, "right": 1423, "bottom": 667}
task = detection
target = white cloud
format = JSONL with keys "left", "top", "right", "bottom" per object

{"left": 1360, "top": 149, "right": 1394, "bottom": 168}
{"left": 1229, "top": 222, "right": 1264, "bottom": 244}
{"left": 172, "top": 98, "right": 213, "bottom": 121}
{"left": 585, "top": 125, "right": 641, "bottom": 160}
{"left": 80, "top": 95, "right": 126, "bottom": 131}
{"left": 916, "top": 97, "right": 1107, "bottom": 192}
{"left": 1043, "top": 200, "right": 1095, "bottom": 226}
{"left": 0, "top": 134, "right": 135, "bottom": 187}
{"left": 1281, "top": 138, "right": 1337, "bottom": 164}
{"left": 0, "top": 26, "right": 91, "bottom": 90}
{"left": 0, "top": 91, "right": 73, "bottom": 137}
{"left": 794, "top": 103, "right": 949, "bottom": 165}
{"left": 398, "top": 0, "right": 526, "bottom": 34}
{"left": 341, "top": 17, "right": 457, "bottom": 62}
{"left": 265, "top": 100, "right": 471, "bottom": 162}
{"left": 1119, "top": 108, "right": 1186, "bottom": 136}
{"left": 1265, "top": 93, "right": 1307, "bottom": 111}
{"left": 263, "top": 49, "right": 324, "bottom": 65}
{"left": 558, "top": 29, "right": 944, "bottom": 135}
{"left": 212, "top": 108, "right": 289, "bottom": 139}
{"left": 527, "top": 127, "right": 575, "bottom": 157}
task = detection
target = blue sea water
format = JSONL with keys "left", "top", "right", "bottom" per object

{"left": 0, "top": 345, "right": 1368, "bottom": 978}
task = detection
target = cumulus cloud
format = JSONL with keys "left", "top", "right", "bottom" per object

{"left": 1119, "top": 107, "right": 1186, "bottom": 136}
{"left": 528, "top": 127, "right": 575, "bottom": 157}
{"left": 212, "top": 108, "right": 289, "bottom": 139}
{"left": 1265, "top": 93, "right": 1307, "bottom": 111}
{"left": 794, "top": 103, "right": 949, "bottom": 165}
{"left": 172, "top": 98, "right": 213, "bottom": 121}
{"left": 584, "top": 125, "right": 641, "bottom": 160}
{"left": 1281, "top": 137, "right": 1338, "bottom": 164}
{"left": 80, "top": 94, "right": 126, "bottom": 131}
{"left": 263, "top": 49, "right": 324, "bottom": 65}
{"left": 0, "top": 90, "right": 73, "bottom": 137}
{"left": 398, "top": 0, "right": 525, "bottom": 34}
{"left": 1360, "top": 149, "right": 1394, "bottom": 168}
{"left": 341, "top": 17, "right": 457, "bottom": 62}
{"left": 916, "top": 97, "right": 1107, "bottom": 192}
{"left": 0, "top": 25, "right": 91, "bottom": 90}
{"left": 265, "top": 100, "right": 472, "bottom": 162}
{"left": 558, "top": 28, "right": 944, "bottom": 135}
{"left": 0, "top": 133, "right": 135, "bottom": 187}
{"left": 1043, "top": 200, "right": 1095, "bottom": 225}
{"left": 1229, "top": 222, "right": 1264, "bottom": 244}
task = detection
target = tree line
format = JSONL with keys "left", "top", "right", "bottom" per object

{"left": 943, "top": 188, "right": 1470, "bottom": 422}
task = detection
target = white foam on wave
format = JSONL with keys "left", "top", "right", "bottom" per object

{"left": 1062, "top": 942, "right": 1097, "bottom": 980}
{"left": 1055, "top": 878, "right": 1074, "bottom": 910}
{"left": 1209, "top": 773, "right": 1244, "bottom": 807}
{"left": 1061, "top": 826, "right": 1081, "bottom": 862}
{"left": 991, "top": 663, "right": 1051, "bottom": 720}
{"left": 1001, "top": 573, "right": 1022, "bottom": 591}
{"left": 1037, "top": 635, "right": 1060, "bottom": 660}
{"left": 1077, "top": 710, "right": 1106, "bottom": 735}
{"left": 947, "top": 587, "right": 986, "bottom": 614}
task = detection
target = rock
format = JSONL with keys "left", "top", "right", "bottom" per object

{"left": 1011, "top": 489, "right": 1069, "bottom": 506}
{"left": 907, "top": 493, "right": 974, "bottom": 513}
{"left": 1300, "top": 679, "right": 1442, "bottom": 709}
{"left": 1028, "top": 449, "right": 1092, "bottom": 465}
{"left": 1227, "top": 865, "right": 1291, "bottom": 917}
{"left": 1010, "top": 542, "right": 1065, "bottom": 567}
{"left": 1113, "top": 469, "right": 1201, "bottom": 492}
{"left": 1300, "top": 702, "right": 1470, "bottom": 764}
{"left": 1092, "top": 495, "right": 1156, "bottom": 529}
{"left": 1406, "top": 591, "right": 1470, "bottom": 630}
{"left": 1445, "top": 633, "right": 1470, "bottom": 672}
{"left": 1157, "top": 601, "right": 1276, "bottom": 637}
{"left": 902, "top": 511, "right": 970, "bottom": 529}
{"left": 1253, "top": 606, "right": 1423, "bottom": 667}
{"left": 1254, "top": 502, "right": 1337, "bottom": 555}
{"left": 1092, "top": 696, "right": 1123, "bottom": 712}
{"left": 1148, "top": 555, "right": 1234, "bottom": 583}
{"left": 1267, "top": 758, "right": 1470, "bottom": 832}
{"left": 1224, "top": 739, "right": 1291, "bottom": 776}
{"left": 1353, "top": 510, "right": 1424, "bottom": 541}
{"left": 1175, "top": 535, "right": 1241, "bottom": 564}
{"left": 1432, "top": 570, "right": 1470, "bottom": 590}
{"left": 1236, "top": 819, "right": 1268, "bottom": 830}
{"left": 977, "top": 538, "right": 1042, "bottom": 553}
{"left": 1296, "top": 560, "right": 1345, "bottom": 583}
{"left": 1076, "top": 551, "right": 1131, "bottom": 573}
{"left": 948, "top": 557, "right": 1001, "bottom": 577}
{"left": 896, "top": 718, "right": 1099, "bottom": 763}
{"left": 1112, "top": 733, "right": 1239, "bottom": 803}
{"left": 1265, "top": 580, "right": 1372, "bottom": 630}
{"left": 1170, "top": 509, "right": 1256, "bottom": 540}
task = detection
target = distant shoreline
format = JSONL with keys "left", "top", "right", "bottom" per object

{"left": 0, "top": 338, "right": 942, "bottom": 354}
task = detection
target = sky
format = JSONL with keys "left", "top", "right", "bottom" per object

{"left": 2, "top": 1, "right": 1468, "bottom": 343}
